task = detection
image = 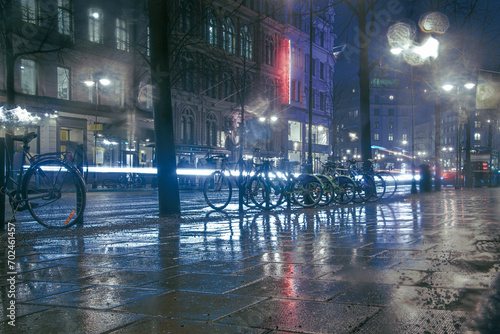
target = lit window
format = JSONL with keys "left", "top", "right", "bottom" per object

{"left": 222, "top": 19, "right": 235, "bottom": 54}
{"left": 88, "top": 8, "right": 103, "bottom": 43}
{"left": 116, "top": 18, "right": 129, "bottom": 51}
{"left": 58, "top": 0, "right": 72, "bottom": 36}
{"left": 206, "top": 11, "right": 218, "bottom": 46}
{"left": 57, "top": 67, "right": 70, "bottom": 100}
{"left": 288, "top": 120, "right": 301, "bottom": 142}
{"left": 474, "top": 133, "right": 481, "bottom": 141}
{"left": 21, "top": 0, "right": 38, "bottom": 24}
{"left": 388, "top": 133, "right": 394, "bottom": 141}
{"left": 20, "top": 59, "right": 36, "bottom": 95}
{"left": 374, "top": 133, "right": 379, "bottom": 141}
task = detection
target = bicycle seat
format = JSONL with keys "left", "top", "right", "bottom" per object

{"left": 12, "top": 132, "right": 37, "bottom": 144}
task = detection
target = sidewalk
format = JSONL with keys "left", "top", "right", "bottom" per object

{"left": 1, "top": 188, "right": 500, "bottom": 333}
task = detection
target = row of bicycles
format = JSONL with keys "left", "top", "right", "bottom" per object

{"left": 203, "top": 155, "right": 398, "bottom": 211}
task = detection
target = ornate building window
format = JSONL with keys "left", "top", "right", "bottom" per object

{"left": 265, "top": 34, "right": 275, "bottom": 66}
{"left": 58, "top": 0, "right": 73, "bottom": 37}
{"left": 205, "top": 61, "right": 218, "bottom": 99}
{"left": 88, "top": 8, "right": 103, "bottom": 43}
{"left": 180, "top": 108, "right": 195, "bottom": 144}
{"left": 181, "top": 52, "right": 195, "bottom": 93}
{"left": 116, "top": 18, "right": 129, "bottom": 51}
{"left": 21, "top": 0, "right": 38, "bottom": 24}
{"left": 206, "top": 113, "right": 218, "bottom": 147}
{"left": 222, "top": 18, "right": 235, "bottom": 54}
{"left": 240, "top": 26, "right": 253, "bottom": 60}
{"left": 179, "top": 0, "right": 195, "bottom": 34}
{"left": 205, "top": 10, "right": 218, "bottom": 47}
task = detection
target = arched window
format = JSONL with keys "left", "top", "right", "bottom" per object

{"left": 265, "top": 34, "right": 275, "bottom": 66}
{"left": 222, "top": 18, "right": 235, "bottom": 54}
{"left": 206, "top": 113, "right": 218, "bottom": 147}
{"left": 180, "top": 108, "right": 195, "bottom": 144}
{"left": 179, "top": 0, "right": 195, "bottom": 34}
{"left": 240, "top": 25, "right": 253, "bottom": 60}
{"left": 205, "top": 10, "right": 218, "bottom": 46}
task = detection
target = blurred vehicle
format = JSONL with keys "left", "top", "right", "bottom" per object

{"left": 441, "top": 171, "right": 456, "bottom": 186}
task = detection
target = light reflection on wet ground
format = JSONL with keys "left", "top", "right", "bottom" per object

{"left": 0, "top": 188, "right": 500, "bottom": 333}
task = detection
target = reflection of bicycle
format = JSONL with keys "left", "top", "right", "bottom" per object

{"left": 119, "top": 173, "right": 145, "bottom": 188}
{"left": 2, "top": 132, "right": 86, "bottom": 228}
{"left": 103, "top": 173, "right": 145, "bottom": 189}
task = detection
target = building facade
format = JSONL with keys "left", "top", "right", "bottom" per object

{"left": 0, "top": 0, "right": 339, "bottom": 172}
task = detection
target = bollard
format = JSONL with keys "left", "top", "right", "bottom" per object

{"left": 419, "top": 164, "right": 433, "bottom": 192}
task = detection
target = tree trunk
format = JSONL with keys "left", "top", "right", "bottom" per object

{"left": 148, "top": 0, "right": 181, "bottom": 216}
{"left": 357, "top": 3, "right": 372, "bottom": 161}
{"left": 4, "top": 0, "right": 16, "bottom": 108}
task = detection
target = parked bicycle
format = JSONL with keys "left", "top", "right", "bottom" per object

{"left": 247, "top": 159, "right": 324, "bottom": 210}
{"left": 202, "top": 155, "right": 256, "bottom": 211}
{"left": 1, "top": 132, "right": 86, "bottom": 228}
{"left": 319, "top": 162, "right": 357, "bottom": 205}
{"left": 346, "top": 159, "right": 385, "bottom": 202}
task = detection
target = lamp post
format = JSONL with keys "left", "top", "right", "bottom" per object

{"left": 84, "top": 76, "right": 111, "bottom": 188}
{"left": 442, "top": 81, "right": 476, "bottom": 188}
{"left": 391, "top": 35, "right": 440, "bottom": 193}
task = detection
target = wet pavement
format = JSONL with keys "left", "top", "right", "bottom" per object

{"left": 1, "top": 187, "right": 500, "bottom": 333}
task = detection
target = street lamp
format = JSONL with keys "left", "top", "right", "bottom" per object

{"left": 442, "top": 81, "right": 476, "bottom": 188}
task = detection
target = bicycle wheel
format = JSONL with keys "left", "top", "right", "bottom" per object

{"left": 203, "top": 171, "right": 232, "bottom": 211}
{"left": 22, "top": 159, "right": 86, "bottom": 228}
{"left": 378, "top": 172, "right": 397, "bottom": 199}
{"left": 353, "top": 174, "right": 375, "bottom": 202}
{"left": 366, "top": 174, "right": 386, "bottom": 202}
{"left": 291, "top": 174, "right": 323, "bottom": 208}
{"left": 316, "top": 175, "right": 335, "bottom": 207}
{"left": 248, "top": 172, "right": 284, "bottom": 210}
{"left": 333, "top": 175, "right": 356, "bottom": 204}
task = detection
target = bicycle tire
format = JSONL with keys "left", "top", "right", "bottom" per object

{"left": 378, "top": 171, "right": 397, "bottom": 199}
{"left": 366, "top": 174, "right": 386, "bottom": 202}
{"left": 22, "top": 158, "right": 86, "bottom": 228}
{"left": 353, "top": 174, "right": 375, "bottom": 202}
{"left": 248, "top": 172, "right": 284, "bottom": 210}
{"left": 316, "top": 175, "right": 335, "bottom": 207}
{"left": 291, "top": 174, "right": 323, "bottom": 208}
{"left": 333, "top": 175, "right": 356, "bottom": 204}
{"left": 203, "top": 171, "right": 232, "bottom": 210}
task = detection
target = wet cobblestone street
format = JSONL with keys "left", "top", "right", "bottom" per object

{"left": 1, "top": 187, "right": 500, "bottom": 333}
